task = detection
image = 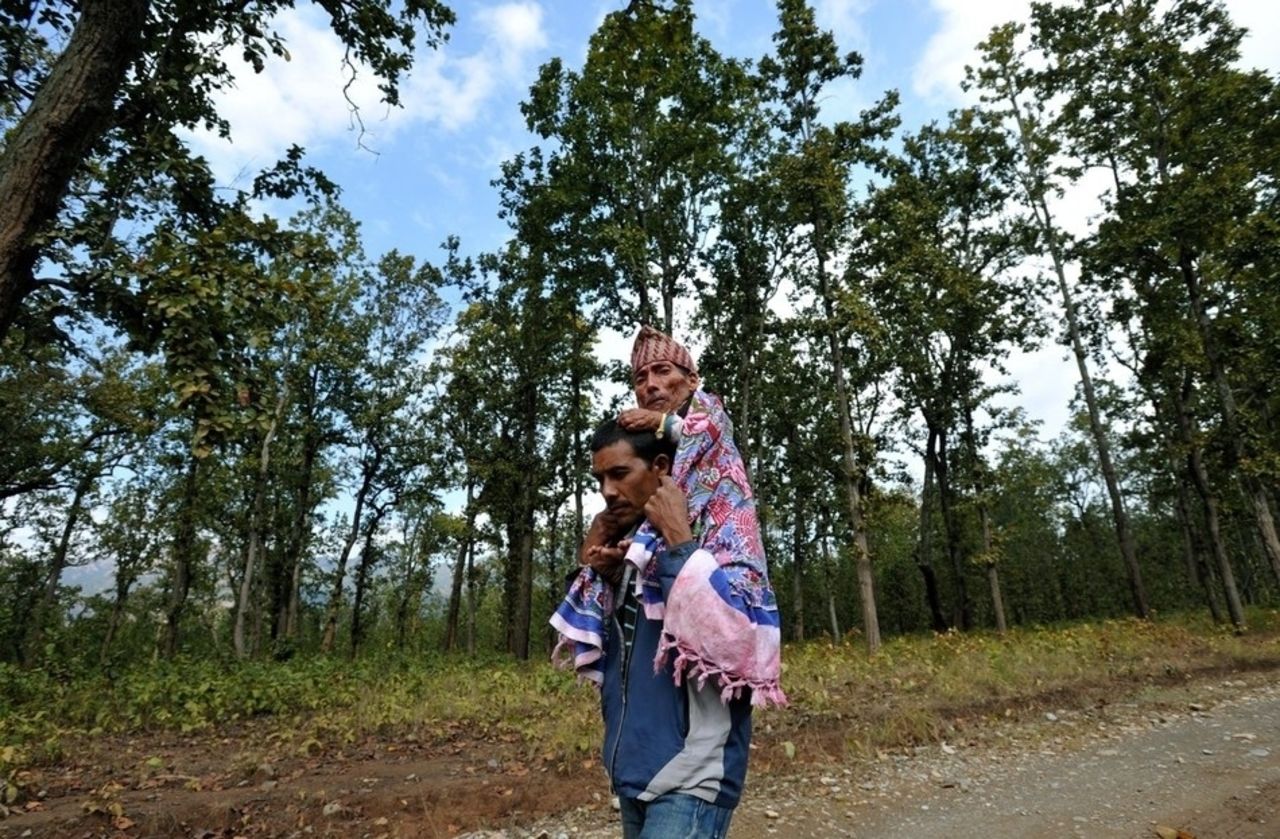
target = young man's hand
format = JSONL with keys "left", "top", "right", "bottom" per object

{"left": 644, "top": 476, "right": 694, "bottom": 547}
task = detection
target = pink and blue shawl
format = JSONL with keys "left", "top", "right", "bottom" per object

{"left": 550, "top": 390, "right": 786, "bottom": 707}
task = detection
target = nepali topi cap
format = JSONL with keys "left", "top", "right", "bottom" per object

{"left": 631, "top": 324, "right": 697, "bottom": 376}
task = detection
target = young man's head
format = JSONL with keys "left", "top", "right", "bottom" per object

{"left": 589, "top": 418, "right": 677, "bottom": 531}
{"left": 630, "top": 325, "right": 700, "bottom": 413}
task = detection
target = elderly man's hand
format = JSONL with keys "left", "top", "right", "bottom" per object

{"left": 618, "top": 408, "right": 664, "bottom": 432}
{"left": 644, "top": 476, "right": 694, "bottom": 547}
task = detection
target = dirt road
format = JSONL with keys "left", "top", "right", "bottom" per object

{"left": 3, "top": 671, "right": 1277, "bottom": 838}
{"left": 523, "top": 676, "right": 1279, "bottom": 839}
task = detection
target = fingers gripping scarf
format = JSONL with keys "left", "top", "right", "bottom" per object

{"left": 550, "top": 391, "right": 786, "bottom": 707}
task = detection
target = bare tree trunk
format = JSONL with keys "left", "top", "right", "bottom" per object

{"left": 279, "top": 371, "right": 320, "bottom": 641}
{"left": 164, "top": 453, "right": 202, "bottom": 659}
{"left": 1171, "top": 457, "right": 1224, "bottom": 623}
{"left": 465, "top": 534, "right": 478, "bottom": 655}
{"left": 819, "top": 521, "right": 840, "bottom": 642}
{"left": 234, "top": 384, "right": 288, "bottom": 658}
{"left": 814, "top": 228, "right": 880, "bottom": 653}
{"left": 24, "top": 469, "right": 95, "bottom": 663}
{"left": 509, "top": 399, "right": 538, "bottom": 661}
{"left": 791, "top": 491, "right": 806, "bottom": 642}
{"left": 349, "top": 517, "right": 382, "bottom": 658}
{"left": 917, "top": 429, "right": 949, "bottom": 632}
{"left": 1174, "top": 373, "right": 1246, "bottom": 630}
{"left": 930, "top": 427, "right": 971, "bottom": 630}
{"left": 1003, "top": 79, "right": 1149, "bottom": 621}
{"left": 443, "top": 482, "right": 476, "bottom": 653}
{"left": 985, "top": 562, "right": 1007, "bottom": 634}
{"left": 0, "top": 0, "right": 149, "bottom": 339}
{"left": 320, "top": 454, "right": 379, "bottom": 653}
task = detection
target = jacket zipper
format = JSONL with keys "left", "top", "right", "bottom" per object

{"left": 609, "top": 566, "right": 635, "bottom": 781}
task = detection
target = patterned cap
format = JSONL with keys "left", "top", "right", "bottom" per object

{"left": 630, "top": 324, "right": 697, "bottom": 376}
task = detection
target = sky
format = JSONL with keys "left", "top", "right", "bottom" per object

{"left": 185, "top": 0, "right": 1278, "bottom": 448}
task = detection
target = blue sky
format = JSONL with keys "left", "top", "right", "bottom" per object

{"left": 186, "top": 0, "right": 1279, "bottom": 440}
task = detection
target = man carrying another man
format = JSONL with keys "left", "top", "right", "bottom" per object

{"left": 551, "top": 325, "right": 784, "bottom": 838}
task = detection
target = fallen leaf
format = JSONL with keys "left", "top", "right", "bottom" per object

{"left": 113, "top": 815, "right": 135, "bottom": 830}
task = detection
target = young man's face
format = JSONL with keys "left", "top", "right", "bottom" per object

{"left": 591, "top": 440, "right": 670, "bottom": 532}
{"left": 632, "top": 361, "right": 697, "bottom": 412}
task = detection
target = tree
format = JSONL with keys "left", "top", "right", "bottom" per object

{"left": 859, "top": 110, "right": 1036, "bottom": 631}
{"left": 761, "top": 0, "right": 898, "bottom": 653}
{"left": 319, "top": 250, "right": 445, "bottom": 654}
{"left": 0, "top": 0, "right": 454, "bottom": 341}
{"left": 522, "top": 0, "right": 746, "bottom": 332}
{"left": 971, "top": 22, "right": 1150, "bottom": 619}
{"left": 1032, "top": 0, "right": 1280, "bottom": 595}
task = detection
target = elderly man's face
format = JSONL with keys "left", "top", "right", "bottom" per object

{"left": 633, "top": 361, "right": 697, "bottom": 412}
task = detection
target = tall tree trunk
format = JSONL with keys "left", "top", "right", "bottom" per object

{"left": 917, "top": 429, "right": 949, "bottom": 632}
{"left": 320, "top": 452, "right": 379, "bottom": 653}
{"left": 234, "top": 384, "right": 288, "bottom": 658}
{"left": 443, "top": 481, "right": 476, "bottom": 653}
{"left": 509, "top": 391, "right": 538, "bottom": 661}
{"left": 24, "top": 469, "right": 95, "bottom": 663}
{"left": 349, "top": 516, "right": 382, "bottom": 658}
{"left": 164, "top": 452, "right": 202, "bottom": 658}
{"left": 1004, "top": 99, "right": 1148, "bottom": 620}
{"left": 1172, "top": 465, "right": 1224, "bottom": 623}
{"left": 0, "top": 0, "right": 149, "bottom": 339}
{"left": 814, "top": 228, "right": 880, "bottom": 653}
{"left": 571, "top": 324, "right": 585, "bottom": 553}
{"left": 930, "top": 426, "right": 971, "bottom": 630}
{"left": 961, "top": 402, "right": 1006, "bottom": 633}
{"left": 819, "top": 515, "right": 840, "bottom": 642}
{"left": 465, "top": 530, "right": 478, "bottom": 656}
{"left": 279, "top": 370, "right": 320, "bottom": 641}
{"left": 1173, "top": 373, "right": 1246, "bottom": 630}
{"left": 394, "top": 515, "right": 427, "bottom": 650}
{"left": 511, "top": 495, "right": 535, "bottom": 660}
{"left": 1178, "top": 251, "right": 1280, "bottom": 588}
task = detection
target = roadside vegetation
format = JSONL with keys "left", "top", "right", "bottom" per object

{"left": 4, "top": 609, "right": 1277, "bottom": 792}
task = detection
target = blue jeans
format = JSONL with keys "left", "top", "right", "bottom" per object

{"left": 619, "top": 793, "right": 734, "bottom": 839}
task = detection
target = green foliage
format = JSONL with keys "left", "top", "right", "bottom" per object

{"left": 5, "top": 612, "right": 1276, "bottom": 785}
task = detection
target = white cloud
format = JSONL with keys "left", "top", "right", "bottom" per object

{"left": 478, "top": 1, "right": 548, "bottom": 57}
{"left": 1222, "top": 0, "right": 1280, "bottom": 74}
{"left": 814, "top": 0, "right": 873, "bottom": 54}
{"left": 912, "top": 0, "right": 1029, "bottom": 103}
{"left": 188, "top": 2, "right": 550, "bottom": 187}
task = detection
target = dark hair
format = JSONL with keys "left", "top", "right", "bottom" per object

{"left": 590, "top": 417, "right": 677, "bottom": 464}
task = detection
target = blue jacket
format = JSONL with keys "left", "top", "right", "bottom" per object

{"left": 600, "top": 540, "right": 753, "bottom": 808}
